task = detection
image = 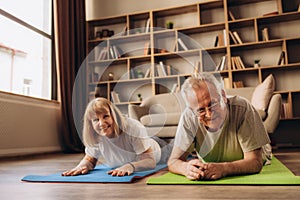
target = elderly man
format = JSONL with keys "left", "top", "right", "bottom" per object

{"left": 168, "top": 73, "right": 272, "bottom": 180}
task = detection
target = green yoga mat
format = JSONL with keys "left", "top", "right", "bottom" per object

{"left": 147, "top": 157, "right": 300, "bottom": 185}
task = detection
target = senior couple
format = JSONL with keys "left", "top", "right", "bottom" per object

{"left": 62, "top": 73, "right": 272, "bottom": 180}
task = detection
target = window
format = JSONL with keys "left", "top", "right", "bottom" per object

{"left": 0, "top": 0, "right": 54, "bottom": 100}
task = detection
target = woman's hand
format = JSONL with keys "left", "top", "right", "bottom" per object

{"left": 107, "top": 163, "right": 134, "bottom": 176}
{"left": 61, "top": 166, "right": 90, "bottom": 176}
{"left": 61, "top": 155, "right": 97, "bottom": 176}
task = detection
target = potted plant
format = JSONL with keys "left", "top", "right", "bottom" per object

{"left": 166, "top": 21, "right": 174, "bottom": 29}
{"left": 136, "top": 70, "right": 144, "bottom": 78}
{"left": 137, "top": 93, "right": 142, "bottom": 101}
{"left": 254, "top": 59, "right": 261, "bottom": 68}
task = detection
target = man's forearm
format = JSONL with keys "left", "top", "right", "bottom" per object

{"left": 222, "top": 157, "right": 263, "bottom": 177}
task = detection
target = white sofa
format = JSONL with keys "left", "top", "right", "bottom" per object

{"left": 128, "top": 74, "right": 282, "bottom": 137}
{"left": 128, "top": 92, "right": 186, "bottom": 138}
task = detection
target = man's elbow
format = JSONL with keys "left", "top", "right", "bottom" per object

{"left": 253, "top": 158, "right": 264, "bottom": 174}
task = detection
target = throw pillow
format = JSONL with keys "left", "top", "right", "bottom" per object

{"left": 251, "top": 74, "right": 275, "bottom": 111}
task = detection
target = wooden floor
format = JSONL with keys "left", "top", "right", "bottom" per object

{"left": 1, "top": 147, "right": 300, "bottom": 200}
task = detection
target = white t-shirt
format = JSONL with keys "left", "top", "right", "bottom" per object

{"left": 175, "top": 95, "right": 272, "bottom": 163}
{"left": 85, "top": 118, "right": 161, "bottom": 168}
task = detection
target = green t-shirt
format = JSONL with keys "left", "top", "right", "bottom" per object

{"left": 174, "top": 96, "right": 271, "bottom": 163}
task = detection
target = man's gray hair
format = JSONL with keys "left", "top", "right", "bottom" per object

{"left": 181, "top": 73, "right": 224, "bottom": 106}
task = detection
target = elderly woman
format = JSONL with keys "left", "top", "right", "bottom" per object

{"left": 62, "top": 97, "right": 171, "bottom": 176}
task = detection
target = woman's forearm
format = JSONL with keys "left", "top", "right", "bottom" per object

{"left": 130, "top": 157, "right": 156, "bottom": 172}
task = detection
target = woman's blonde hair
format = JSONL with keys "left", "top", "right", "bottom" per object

{"left": 82, "top": 97, "right": 127, "bottom": 147}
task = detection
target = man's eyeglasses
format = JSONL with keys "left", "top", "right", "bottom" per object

{"left": 193, "top": 101, "right": 220, "bottom": 117}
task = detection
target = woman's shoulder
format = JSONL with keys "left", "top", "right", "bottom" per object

{"left": 123, "top": 117, "right": 147, "bottom": 137}
{"left": 126, "top": 117, "right": 144, "bottom": 127}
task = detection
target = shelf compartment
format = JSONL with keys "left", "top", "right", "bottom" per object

{"left": 199, "top": 0, "right": 225, "bottom": 25}
{"left": 202, "top": 49, "right": 227, "bottom": 72}
{"left": 129, "top": 57, "right": 152, "bottom": 79}
{"left": 110, "top": 34, "right": 151, "bottom": 58}
{"left": 230, "top": 40, "right": 284, "bottom": 68}
{"left": 154, "top": 50, "right": 200, "bottom": 76}
{"left": 281, "top": 0, "right": 300, "bottom": 13}
{"left": 229, "top": 19, "right": 256, "bottom": 43}
{"left": 92, "top": 59, "right": 128, "bottom": 82}
{"left": 292, "top": 92, "right": 300, "bottom": 118}
{"left": 110, "top": 80, "right": 153, "bottom": 103}
{"left": 128, "top": 12, "right": 150, "bottom": 34}
{"left": 286, "top": 38, "right": 300, "bottom": 64}
{"left": 153, "top": 30, "right": 177, "bottom": 54}
{"left": 231, "top": 69, "right": 259, "bottom": 87}
{"left": 154, "top": 77, "right": 179, "bottom": 94}
{"left": 87, "top": 15, "right": 127, "bottom": 40}
{"left": 261, "top": 66, "right": 300, "bottom": 91}
{"left": 153, "top": 4, "right": 198, "bottom": 29}
{"left": 257, "top": 12, "right": 300, "bottom": 40}
{"left": 227, "top": 0, "right": 278, "bottom": 20}
{"left": 93, "top": 83, "right": 109, "bottom": 100}
{"left": 179, "top": 23, "right": 226, "bottom": 49}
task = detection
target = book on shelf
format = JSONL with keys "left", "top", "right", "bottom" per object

{"left": 193, "top": 61, "right": 200, "bottom": 75}
{"left": 277, "top": 51, "right": 285, "bottom": 65}
{"left": 111, "top": 91, "right": 120, "bottom": 103}
{"left": 228, "top": 31, "right": 238, "bottom": 44}
{"left": 144, "top": 42, "right": 150, "bottom": 55}
{"left": 130, "top": 69, "right": 136, "bottom": 79}
{"left": 228, "top": 10, "right": 236, "bottom": 20}
{"left": 144, "top": 68, "right": 151, "bottom": 78}
{"left": 236, "top": 56, "right": 246, "bottom": 69}
{"left": 231, "top": 57, "right": 236, "bottom": 70}
{"left": 177, "top": 38, "right": 188, "bottom": 51}
{"left": 232, "top": 31, "right": 243, "bottom": 44}
{"left": 223, "top": 77, "right": 231, "bottom": 89}
{"left": 113, "top": 45, "right": 122, "bottom": 58}
{"left": 171, "top": 40, "right": 177, "bottom": 52}
{"left": 217, "top": 32, "right": 224, "bottom": 46}
{"left": 121, "top": 25, "right": 128, "bottom": 36}
{"left": 159, "top": 61, "right": 167, "bottom": 76}
{"left": 262, "top": 27, "right": 269, "bottom": 41}
{"left": 233, "top": 81, "right": 244, "bottom": 88}
{"left": 231, "top": 56, "right": 245, "bottom": 70}
{"left": 145, "top": 18, "right": 151, "bottom": 33}
{"left": 234, "top": 57, "right": 242, "bottom": 69}
{"left": 215, "top": 55, "right": 227, "bottom": 71}
{"left": 92, "top": 72, "right": 99, "bottom": 82}
{"left": 214, "top": 35, "right": 219, "bottom": 47}
{"left": 281, "top": 102, "right": 293, "bottom": 119}
{"left": 263, "top": 11, "right": 279, "bottom": 17}
{"left": 223, "top": 29, "right": 228, "bottom": 46}
{"left": 170, "top": 83, "right": 178, "bottom": 93}
{"left": 97, "top": 47, "right": 108, "bottom": 60}
{"left": 156, "top": 62, "right": 167, "bottom": 77}
{"left": 166, "top": 65, "right": 172, "bottom": 76}
{"left": 109, "top": 46, "right": 116, "bottom": 59}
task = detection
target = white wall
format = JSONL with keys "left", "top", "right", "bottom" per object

{"left": 86, "top": 0, "right": 209, "bottom": 20}
{"left": 0, "top": 92, "right": 62, "bottom": 157}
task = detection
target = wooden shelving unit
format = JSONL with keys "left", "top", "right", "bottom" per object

{"left": 85, "top": 0, "right": 300, "bottom": 146}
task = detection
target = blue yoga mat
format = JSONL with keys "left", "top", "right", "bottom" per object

{"left": 22, "top": 164, "right": 167, "bottom": 183}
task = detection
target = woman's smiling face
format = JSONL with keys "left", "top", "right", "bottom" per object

{"left": 90, "top": 107, "right": 115, "bottom": 138}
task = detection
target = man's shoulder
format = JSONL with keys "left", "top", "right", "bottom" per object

{"left": 228, "top": 95, "right": 252, "bottom": 108}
